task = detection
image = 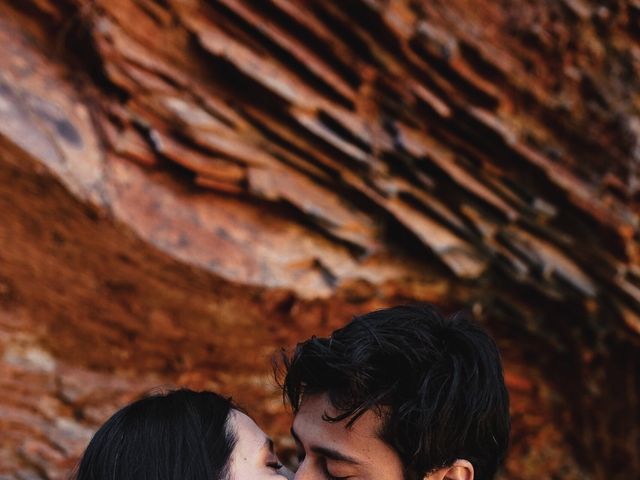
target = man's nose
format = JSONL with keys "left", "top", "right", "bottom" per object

{"left": 292, "top": 460, "right": 319, "bottom": 480}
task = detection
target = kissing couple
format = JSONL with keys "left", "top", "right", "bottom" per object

{"left": 73, "top": 304, "right": 510, "bottom": 480}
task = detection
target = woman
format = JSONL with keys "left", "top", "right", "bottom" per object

{"left": 73, "top": 389, "right": 292, "bottom": 480}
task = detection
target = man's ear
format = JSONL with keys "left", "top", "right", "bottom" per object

{"left": 425, "top": 459, "right": 474, "bottom": 480}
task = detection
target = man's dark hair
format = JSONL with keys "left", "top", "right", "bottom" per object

{"left": 281, "top": 304, "right": 510, "bottom": 480}
{"left": 73, "top": 389, "right": 237, "bottom": 480}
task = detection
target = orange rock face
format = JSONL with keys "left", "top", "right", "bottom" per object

{"left": 0, "top": 0, "right": 639, "bottom": 479}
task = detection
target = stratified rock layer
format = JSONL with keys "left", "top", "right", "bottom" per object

{"left": 0, "top": 1, "right": 639, "bottom": 479}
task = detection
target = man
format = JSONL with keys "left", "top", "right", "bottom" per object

{"left": 280, "top": 304, "right": 510, "bottom": 480}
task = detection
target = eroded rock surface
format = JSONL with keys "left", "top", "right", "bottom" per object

{"left": 1, "top": 1, "right": 639, "bottom": 479}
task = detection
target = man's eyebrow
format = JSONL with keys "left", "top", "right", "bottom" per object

{"left": 290, "top": 427, "right": 360, "bottom": 465}
{"left": 311, "top": 446, "right": 360, "bottom": 464}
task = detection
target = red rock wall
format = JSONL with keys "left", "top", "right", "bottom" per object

{"left": 0, "top": 1, "right": 639, "bottom": 479}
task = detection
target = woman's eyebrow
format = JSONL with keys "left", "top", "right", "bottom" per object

{"left": 263, "top": 437, "right": 275, "bottom": 453}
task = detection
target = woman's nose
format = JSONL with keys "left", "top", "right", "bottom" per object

{"left": 279, "top": 466, "right": 294, "bottom": 480}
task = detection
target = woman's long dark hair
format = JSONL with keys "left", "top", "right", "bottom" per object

{"left": 73, "top": 389, "right": 237, "bottom": 480}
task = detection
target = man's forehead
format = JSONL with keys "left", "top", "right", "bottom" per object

{"left": 294, "top": 393, "right": 381, "bottom": 442}
{"left": 297, "top": 393, "right": 339, "bottom": 418}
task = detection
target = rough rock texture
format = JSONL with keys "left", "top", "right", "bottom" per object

{"left": 0, "top": 0, "right": 639, "bottom": 479}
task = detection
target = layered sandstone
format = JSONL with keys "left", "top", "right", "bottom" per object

{"left": 0, "top": 1, "right": 639, "bottom": 479}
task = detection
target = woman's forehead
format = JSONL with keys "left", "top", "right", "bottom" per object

{"left": 230, "top": 410, "right": 270, "bottom": 448}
